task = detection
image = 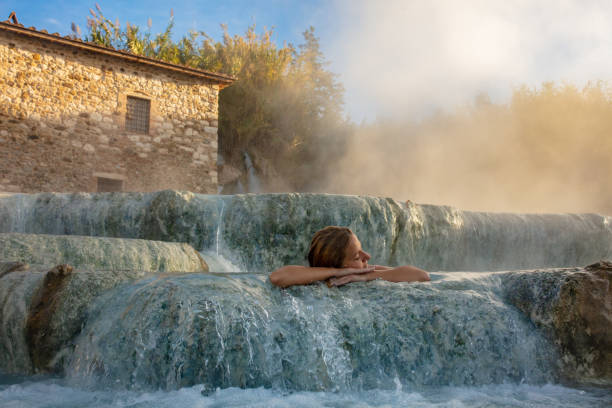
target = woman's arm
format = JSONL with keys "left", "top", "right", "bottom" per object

{"left": 269, "top": 265, "right": 375, "bottom": 288}
{"left": 328, "top": 265, "right": 430, "bottom": 286}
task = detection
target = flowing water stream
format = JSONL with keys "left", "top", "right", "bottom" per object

{"left": 0, "top": 191, "right": 610, "bottom": 407}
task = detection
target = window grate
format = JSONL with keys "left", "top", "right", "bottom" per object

{"left": 126, "top": 96, "right": 150, "bottom": 134}
{"left": 97, "top": 177, "right": 123, "bottom": 192}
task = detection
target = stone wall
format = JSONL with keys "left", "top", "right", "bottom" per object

{"left": 0, "top": 28, "right": 221, "bottom": 193}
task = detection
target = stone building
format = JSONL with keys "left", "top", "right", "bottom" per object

{"left": 0, "top": 13, "right": 234, "bottom": 193}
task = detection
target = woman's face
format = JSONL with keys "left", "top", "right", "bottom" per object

{"left": 342, "top": 233, "right": 371, "bottom": 268}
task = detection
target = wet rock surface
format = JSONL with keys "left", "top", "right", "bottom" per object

{"left": 0, "top": 264, "right": 46, "bottom": 373}
{"left": 0, "top": 232, "right": 210, "bottom": 375}
{"left": 25, "top": 264, "right": 74, "bottom": 372}
{"left": 555, "top": 262, "right": 612, "bottom": 382}
{"left": 0, "top": 261, "right": 28, "bottom": 278}
{"left": 501, "top": 262, "right": 612, "bottom": 385}
{"left": 63, "top": 272, "right": 559, "bottom": 391}
{"left": 0, "top": 232, "right": 208, "bottom": 272}
{"left": 0, "top": 262, "right": 610, "bottom": 387}
{"left": 1, "top": 191, "right": 611, "bottom": 389}
{"left": 1, "top": 191, "right": 611, "bottom": 271}
{"left": 0, "top": 262, "right": 183, "bottom": 375}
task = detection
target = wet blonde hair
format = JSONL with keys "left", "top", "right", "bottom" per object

{"left": 307, "top": 226, "right": 353, "bottom": 268}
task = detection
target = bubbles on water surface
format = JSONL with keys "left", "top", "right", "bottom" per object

{"left": 0, "top": 379, "right": 610, "bottom": 408}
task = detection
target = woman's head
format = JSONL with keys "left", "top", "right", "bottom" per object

{"left": 307, "top": 226, "right": 371, "bottom": 268}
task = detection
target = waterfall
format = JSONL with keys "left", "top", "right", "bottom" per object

{"left": 64, "top": 273, "right": 556, "bottom": 392}
{"left": 3, "top": 271, "right": 557, "bottom": 391}
{"left": 1, "top": 191, "right": 611, "bottom": 407}
{"left": 216, "top": 200, "right": 224, "bottom": 257}
{"left": 198, "top": 198, "right": 242, "bottom": 272}
{"left": 1, "top": 191, "right": 610, "bottom": 271}
{"left": 243, "top": 151, "right": 262, "bottom": 193}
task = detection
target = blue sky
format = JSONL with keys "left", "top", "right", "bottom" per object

{"left": 4, "top": 1, "right": 612, "bottom": 122}
{"left": 3, "top": 1, "right": 331, "bottom": 48}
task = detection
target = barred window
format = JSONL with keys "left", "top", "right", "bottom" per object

{"left": 97, "top": 177, "right": 123, "bottom": 192}
{"left": 125, "top": 96, "right": 150, "bottom": 134}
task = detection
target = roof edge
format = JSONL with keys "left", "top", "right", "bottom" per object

{"left": 0, "top": 20, "right": 236, "bottom": 88}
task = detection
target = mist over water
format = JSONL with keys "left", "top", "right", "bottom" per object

{"left": 304, "top": 1, "right": 612, "bottom": 215}
{"left": 319, "top": 83, "right": 612, "bottom": 215}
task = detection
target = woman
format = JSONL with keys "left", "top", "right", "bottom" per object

{"left": 270, "top": 226, "right": 430, "bottom": 288}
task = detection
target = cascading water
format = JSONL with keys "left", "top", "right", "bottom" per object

{"left": 64, "top": 273, "right": 556, "bottom": 392}
{"left": 0, "top": 190, "right": 610, "bottom": 271}
{"left": 244, "top": 151, "right": 262, "bottom": 193}
{"left": 201, "top": 200, "right": 242, "bottom": 272}
{"left": 0, "top": 191, "right": 611, "bottom": 407}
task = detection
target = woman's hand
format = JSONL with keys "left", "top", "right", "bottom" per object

{"left": 331, "top": 266, "right": 376, "bottom": 277}
{"left": 326, "top": 266, "right": 376, "bottom": 286}
{"left": 328, "top": 273, "right": 374, "bottom": 287}
{"left": 328, "top": 265, "right": 430, "bottom": 287}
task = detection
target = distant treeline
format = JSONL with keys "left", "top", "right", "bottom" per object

{"left": 79, "top": 5, "right": 349, "bottom": 191}
{"left": 329, "top": 82, "right": 612, "bottom": 214}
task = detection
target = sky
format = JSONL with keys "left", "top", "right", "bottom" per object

{"left": 4, "top": 0, "right": 612, "bottom": 122}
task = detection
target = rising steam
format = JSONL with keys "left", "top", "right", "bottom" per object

{"left": 318, "top": 83, "right": 612, "bottom": 215}
{"left": 311, "top": 0, "right": 612, "bottom": 215}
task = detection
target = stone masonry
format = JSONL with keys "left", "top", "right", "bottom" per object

{"left": 0, "top": 18, "right": 234, "bottom": 193}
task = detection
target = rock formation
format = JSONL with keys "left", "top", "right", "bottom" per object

{"left": 0, "top": 232, "right": 208, "bottom": 272}
{"left": 1, "top": 191, "right": 611, "bottom": 272}
{"left": 502, "top": 262, "right": 612, "bottom": 384}
{"left": 0, "top": 232, "right": 209, "bottom": 373}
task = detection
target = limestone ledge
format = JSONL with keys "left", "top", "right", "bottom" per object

{"left": 0, "top": 262, "right": 194, "bottom": 374}
{"left": 501, "top": 262, "right": 612, "bottom": 385}
{"left": 0, "top": 232, "right": 210, "bottom": 374}
{"left": 1, "top": 260, "right": 610, "bottom": 385}
{"left": 0, "top": 232, "right": 208, "bottom": 273}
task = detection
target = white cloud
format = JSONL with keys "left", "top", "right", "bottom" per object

{"left": 329, "top": 0, "right": 612, "bottom": 121}
{"left": 44, "top": 18, "right": 61, "bottom": 27}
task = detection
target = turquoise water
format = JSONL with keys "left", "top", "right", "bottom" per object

{"left": 1, "top": 192, "right": 611, "bottom": 407}
{"left": 1, "top": 379, "right": 610, "bottom": 407}
{"left": 1, "top": 191, "right": 611, "bottom": 272}
{"left": 3, "top": 272, "right": 611, "bottom": 406}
